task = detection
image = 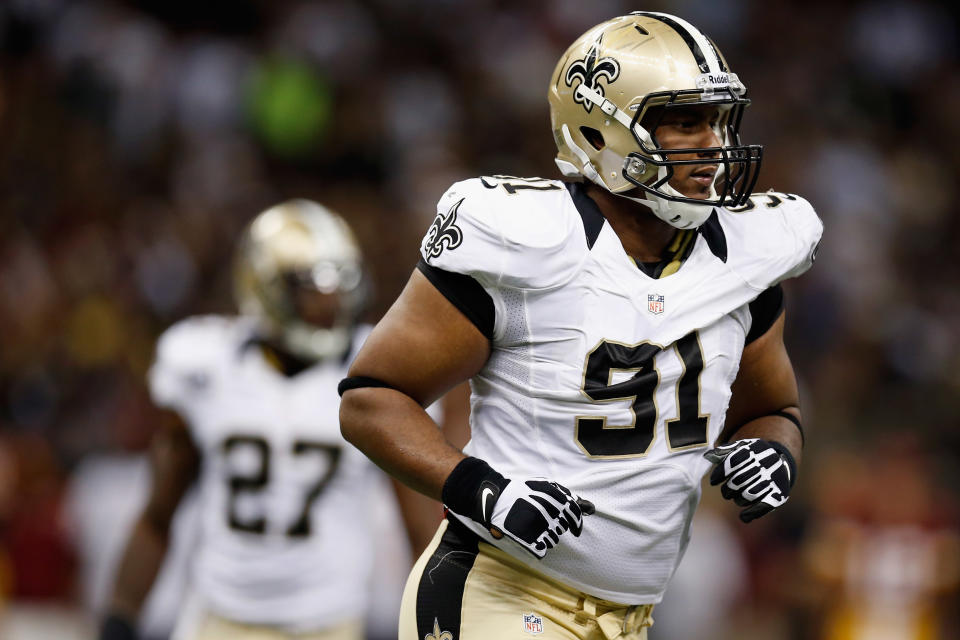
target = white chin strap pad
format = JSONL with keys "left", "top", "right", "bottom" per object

{"left": 632, "top": 192, "right": 714, "bottom": 229}
{"left": 617, "top": 166, "right": 716, "bottom": 230}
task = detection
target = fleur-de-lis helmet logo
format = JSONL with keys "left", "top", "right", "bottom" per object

{"left": 564, "top": 35, "right": 620, "bottom": 113}
{"left": 423, "top": 198, "right": 464, "bottom": 260}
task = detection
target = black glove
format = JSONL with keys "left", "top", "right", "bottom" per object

{"left": 100, "top": 614, "right": 138, "bottom": 640}
{"left": 441, "top": 457, "right": 595, "bottom": 558}
{"left": 703, "top": 438, "right": 796, "bottom": 523}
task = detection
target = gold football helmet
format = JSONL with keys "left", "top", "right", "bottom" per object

{"left": 548, "top": 11, "right": 762, "bottom": 228}
{"left": 233, "top": 199, "right": 369, "bottom": 361}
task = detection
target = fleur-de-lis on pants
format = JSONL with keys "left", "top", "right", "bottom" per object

{"left": 424, "top": 617, "right": 453, "bottom": 640}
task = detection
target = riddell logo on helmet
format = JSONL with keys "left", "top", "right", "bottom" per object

{"left": 699, "top": 73, "right": 732, "bottom": 86}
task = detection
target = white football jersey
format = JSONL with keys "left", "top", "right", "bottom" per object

{"left": 421, "top": 176, "right": 822, "bottom": 604}
{"left": 149, "top": 317, "right": 379, "bottom": 631}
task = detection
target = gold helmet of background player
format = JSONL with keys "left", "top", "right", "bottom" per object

{"left": 548, "top": 11, "right": 762, "bottom": 229}
{"left": 234, "top": 200, "right": 369, "bottom": 361}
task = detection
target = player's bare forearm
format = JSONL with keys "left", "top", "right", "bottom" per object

{"left": 722, "top": 312, "right": 804, "bottom": 462}
{"left": 387, "top": 382, "right": 471, "bottom": 555}
{"left": 341, "top": 387, "right": 466, "bottom": 500}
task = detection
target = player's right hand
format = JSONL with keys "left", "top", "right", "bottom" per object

{"left": 486, "top": 477, "right": 594, "bottom": 558}
{"left": 441, "top": 456, "right": 595, "bottom": 559}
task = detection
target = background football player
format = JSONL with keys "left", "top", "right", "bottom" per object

{"left": 99, "top": 200, "right": 458, "bottom": 640}
{"left": 340, "top": 12, "right": 821, "bottom": 640}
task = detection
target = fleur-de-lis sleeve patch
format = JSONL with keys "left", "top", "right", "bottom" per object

{"left": 423, "top": 198, "right": 464, "bottom": 261}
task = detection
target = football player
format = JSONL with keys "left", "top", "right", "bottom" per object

{"left": 100, "top": 200, "right": 453, "bottom": 640}
{"left": 340, "top": 12, "right": 822, "bottom": 640}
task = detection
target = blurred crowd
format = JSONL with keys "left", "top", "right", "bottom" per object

{"left": 1, "top": 0, "right": 958, "bottom": 638}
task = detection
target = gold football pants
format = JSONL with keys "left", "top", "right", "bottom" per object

{"left": 399, "top": 518, "right": 654, "bottom": 640}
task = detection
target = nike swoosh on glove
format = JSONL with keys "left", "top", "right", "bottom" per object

{"left": 703, "top": 438, "right": 796, "bottom": 523}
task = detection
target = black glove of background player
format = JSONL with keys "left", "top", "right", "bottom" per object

{"left": 703, "top": 438, "right": 796, "bottom": 523}
{"left": 441, "top": 457, "right": 595, "bottom": 558}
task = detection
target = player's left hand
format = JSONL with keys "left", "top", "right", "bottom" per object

{"left": 703, "top": 438, "right": 795, "bottom": 523}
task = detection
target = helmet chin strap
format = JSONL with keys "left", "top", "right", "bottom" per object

{"left": 619, "top": 189, "right": 714, "bottom": 229}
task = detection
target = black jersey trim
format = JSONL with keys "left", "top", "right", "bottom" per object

{"left": 698, "top": 209, "right": 728, "bottom": 263}
{"left": 417, "top": 258, "right": 495, "bottom": 339}
{"left": 565, "top": 182, "right": 605, "bottom": 249}
{"left": 414, "top": 517, "right": 480, "bottom": 639}
{"left": 746, "top": 284, "right": 784, "bottom": 344}
{"left": 636, "top": 260, "right": 662, "bottom": 279}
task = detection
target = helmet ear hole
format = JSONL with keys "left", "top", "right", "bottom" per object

{"left": 579, "top": 126, "right": 606, "bottom": 151}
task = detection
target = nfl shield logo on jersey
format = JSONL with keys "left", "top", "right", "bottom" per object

{"left": 522, "top": 613, "right": 544, "bottom": 634}
{"left": 647, "top": 293, "right": 665, "bottom": 315}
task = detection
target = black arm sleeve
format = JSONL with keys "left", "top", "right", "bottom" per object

{"left": 416, "top": 258, "right": 495, "bottom": 339}
{"left": 745, "top": 284, "right": 785, "bottom": 344}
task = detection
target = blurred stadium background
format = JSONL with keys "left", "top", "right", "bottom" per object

{"left": 1, "top": 0, "right": 958, "bottom": 638}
